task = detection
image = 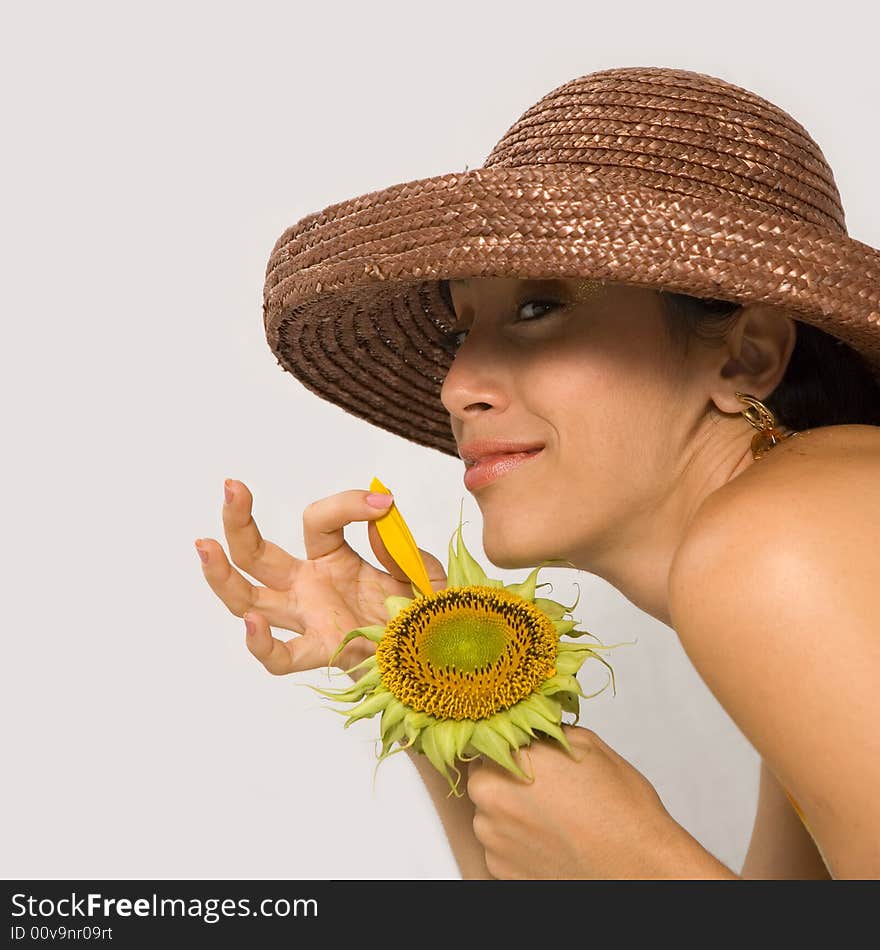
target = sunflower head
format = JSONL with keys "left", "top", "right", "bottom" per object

{"left": 309, "top": 493, "right": 630, "bottom": 797}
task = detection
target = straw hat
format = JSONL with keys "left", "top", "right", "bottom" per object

{"left": 262, "top": 65, "right": 880, "bottom": 459}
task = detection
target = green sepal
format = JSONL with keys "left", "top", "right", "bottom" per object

{"left": 339, "top": 653, "right": 378, "bottom": 679}
{"left": 486, "top": 712, "right": 532, "bottom": 750}
{"left": 553, "top": 619, "right": 580, "bottom": 637}
{"left": 453, "top": 720, "right": 476, "bottom": 759}
{"left": 403, "top": 710, "right": 433, "bottom": 745}
{"left": 383, "top": 596, "right": 414, "bottom": 621}
{"left": 580, "top": 671, "right": 614, "bottom": 701}
{"left": 446, "top": 500, "right": 495, "bottom": 588}
{"left": 343, "top": 690, "right": 393, "bottom": 727}
{"left": 534, "top": 596, "right": 570, "bottom": 621}
{"left": 304, "top": 666, "right": 381, "bottom": 704}
{"left": 539, "top": 672, "right": 585, "bottom": 698}
{"left": 378, "top": 719, "right": 408, "bottom": 758}
{"left": 328, "top": 624, "right": 386, "bottom": 667}
{"left": 503, "top": 563, "right": 550, "bottom": 601}
{"left": 421, "top": 722, "right": 460, "bottom": 795}
{"left": 556, "top": 690, "right": 580, "bottom": 718}
{"left": 379, "top": 697, "right": 408, "bottom": 739}
{"left": 468, "top": 721, "right": 532, "bottom": 782}
{"left": 505, "top": 701, "right": 541, "bottom": 738}
{"left": 557, "top": 640, "right": 594, "bottom": 652}
{"left": 523, "top": 692, "right": 563, "bottom": 722}
{"left": 532, "top": 715, "right": 573, "bottom": 753}
{"left": 582, "top": 650, "right": 618, "bottom": 698}
{"left": 505, "top": 555, "right": 577, "bottom": 601}
{"left": 554, "top": 649, "right": 591, "bottom": 676}
{"left": 432, "top": 719, "right": 460, "bottom": 770}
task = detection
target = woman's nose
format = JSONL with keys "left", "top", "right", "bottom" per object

{"left": 440, "top": 331, "right": 511, "bottom": 417}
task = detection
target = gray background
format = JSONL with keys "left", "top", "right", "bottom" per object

{"left": 3, "top": 0, "right": 877, "bottom": 879}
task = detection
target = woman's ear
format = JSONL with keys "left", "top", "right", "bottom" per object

{"left": 715, "top": 304, "right": 797, "bottom": 404}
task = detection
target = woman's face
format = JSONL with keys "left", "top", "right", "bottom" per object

{"left": 440, "top": 276, "right": 700, "bottom": 576}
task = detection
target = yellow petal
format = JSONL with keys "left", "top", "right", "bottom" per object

{"left": 369, "top": 476, "right": 434, "bottom": 598}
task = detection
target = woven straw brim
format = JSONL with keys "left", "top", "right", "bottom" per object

{"left": 264, "top": 165, "right": 880, "bottom": 459}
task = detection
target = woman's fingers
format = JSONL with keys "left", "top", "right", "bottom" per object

{"left": 222, "top": 479, "right": 300, "bottom": 590}
{"left": 244, "top": 610, "right": 328, "bottom": 674}
{"left": 302, "top": 489, "right": 394, "bottom": 561}
{"left": 196, "top": 535, "right": 292, "bottom": 623}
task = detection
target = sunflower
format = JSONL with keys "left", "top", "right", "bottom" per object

{"left": 308, "top": 477, "right": 629, "bottom": 797}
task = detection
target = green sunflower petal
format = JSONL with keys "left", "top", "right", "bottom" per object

{"left": 487, "top": 712, "right": 532, "bottom": 749}
{"left": 554, "top": 649, "right": 593, "bottom": 676}
{"left": 343, "top": 690, "right": 393, "bottom": 727}
{"left": 328, "top": 625, "right": 387, "bottom": 667}
{"left": 556, "top": 690, "right": 580, "bottom": 718}
{"left": 556, "top": 640, "right": 592, "bottom": 653}
{"left": 304, "top": 667, "right": 381, "bottom": 703}
{"left": 433, "top": 720, "right": 462, "bottom": 779}
{"left": 379, "top": 718, "right": 407, "bottom": 755}
{"left": 505, "top": 701, "right": 540, "bottom": 738}
{"left": 518, "top": 694, "right": 575, "bottom": 753}
{"left": 585, "top": 651, "right": 618, "bottom": 697}
{"left": 469, "top": 721, "right": 532, "bottom": 781}
{"left": 453, "top": 720, "right": 477, "bottom": 758}
{"left": 505, "top": 556, "right": 577, "bottom": 601}
{"left": 379, "top": 698, "right": 408, "bottom": 738}
{"left": 340, "top": 653, "right": 379, "bottom": 679}
{"left": 539, "top": 672, "right": 585, "bottom": 697}
{"left": 532, "top": 716, "right": 573, "bottom": 753}
{"left": 403, "top": 710, "right": 433, "bottom": 745}
{"left": 503, "top": 564, "right": 545, "bottom": 601}
{"left": 553, "top": 619, "right": 581, "bottom": 637}
{"left": 564, "top": 631, "right": 636, "bottom": 653}
{"left": 447, "top": 501, "right": 493, "bottom": 588}
{"left": 522, "top": 692, "right": 562, "bottom": 720}
{"left": 581, "top": 671, "right": 614, "bottom": 700}
{"left": 563, "top": 582, "right": 583, "bottom": 615}
{"left": 534, "top": 596, "right": 569, "bottom": 621}
{"left": 420, "top": 723, "right": 460, "bottom": 794}
{"left": 383, "top": 596, "right": 414, "bottom": 621}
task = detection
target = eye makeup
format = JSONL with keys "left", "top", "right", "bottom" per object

{"left": 569, "top": 278, "right": 605, "bottom": 304}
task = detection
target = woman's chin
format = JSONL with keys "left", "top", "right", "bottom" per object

{"left": 482, "top": 536, "right": 557, "bottom": 573}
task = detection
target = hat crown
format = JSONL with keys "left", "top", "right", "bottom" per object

{"left": 483, "top": 66, "right": 847, "bottom": 234}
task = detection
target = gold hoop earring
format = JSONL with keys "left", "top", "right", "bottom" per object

{"left": 734, "top": 391, "right": 800, "bottom": 460}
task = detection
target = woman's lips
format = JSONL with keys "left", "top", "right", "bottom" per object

{"left": 463, "top": 448, "right": 544, "bottom": 491}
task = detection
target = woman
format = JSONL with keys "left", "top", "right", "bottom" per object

{"left": 195, "top": 66, "right": 880, "bottom": 878}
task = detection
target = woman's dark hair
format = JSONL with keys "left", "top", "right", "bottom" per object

{"left": 659, "top": 290, "right": 880, "bottom": 429}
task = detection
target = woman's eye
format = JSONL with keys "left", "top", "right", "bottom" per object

{"left": 517, "top": 299, "right": 558, "bottom": 322}
{"left": 441, "top": 299, "right": 559, "bottom": 352}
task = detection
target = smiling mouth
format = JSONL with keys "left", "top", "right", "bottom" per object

{"left": 465, "top": 448, "right": 543, "bottom": 468}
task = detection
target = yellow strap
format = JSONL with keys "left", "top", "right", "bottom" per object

{"left": 784, "top": 787, "right": 810, "bottom": 831}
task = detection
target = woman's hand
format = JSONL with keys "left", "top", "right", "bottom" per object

{"left": 467, "top": 724, "right": 733, "bottom": 879}
{"left": 195, "top": 481, "right": 447, "bottom": 677}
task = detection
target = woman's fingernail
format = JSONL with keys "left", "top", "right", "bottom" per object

{"left": 224, "top": 479, "right": 234, "bottom": 504}
{"left": 244, "top": 615, "right": 256, "bottom": 636}
{"left": 366, "top": 492, "right": 394, "bottom": 508}
{"left": 195, "top": 541, "right": 209, "bottom": 563}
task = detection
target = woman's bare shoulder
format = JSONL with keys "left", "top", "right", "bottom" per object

{"left": 670, "top": 423, "right": 880, "bottom": 626}
{"left": 682, "top": 424, "right": 880, "bottom": 553}
{"left": 668, "top": 424, "right": 880, "bottom": 877}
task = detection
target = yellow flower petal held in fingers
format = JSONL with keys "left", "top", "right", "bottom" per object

{"left": 369, "top": 476, "right": 434, "bottom": 598}
{"left": 310, "top": 482, "right": 634, "bottom": 797}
